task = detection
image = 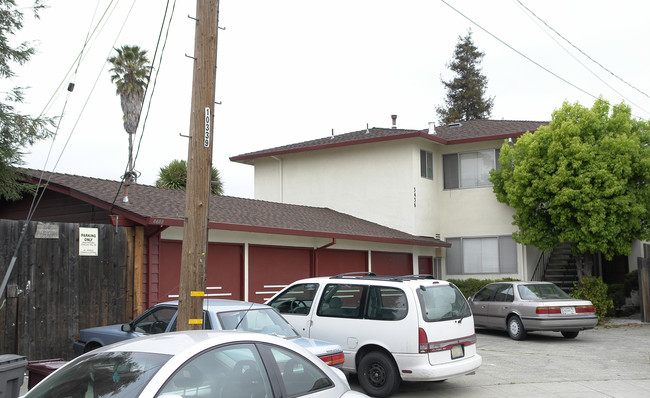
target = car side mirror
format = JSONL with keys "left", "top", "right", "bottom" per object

{"left": 121, "top": 323, "right": 133, "bottom": 332}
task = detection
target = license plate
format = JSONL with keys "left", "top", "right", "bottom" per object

{"left": 561, "top": 307, "right": 576, "bottom": 315}
{"left": 451, "top": 344, "right": 464, "bottom": 359}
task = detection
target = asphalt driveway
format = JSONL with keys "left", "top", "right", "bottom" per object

{"left": 350, "top": 316, "right": 650, "bottom": 397}
{"left": 18, "top": 317, "right": 649, "bottom": 397}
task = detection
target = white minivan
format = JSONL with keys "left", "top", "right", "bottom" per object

{"left": 267, "top": 273, "right": 482, "bottom": 397}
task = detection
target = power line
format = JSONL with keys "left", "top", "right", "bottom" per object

{"left": 515, "top": 0, "right": 650, "bottom": 101}
{"left": 38, "top": 0, "right": 120, "bottom": 118}
{"left": 27, "top": 0, "right": 124, "bottom": 222}
{"left": 51, "top": 0, "right": 138, "bottom": 177}
{"left": 2, "top": 0, "right": 121, "bottom": 299}
{"left": 132, "top": 0, "right": 178, "bottom": 173}
{"left": 111, "top": 0, "right": 177, "bottom": 208}
{"left": 440, "top": 0, "right": 647, "bottom": 120}
{"left": 440, "top": 0, "right": 599, "bottom": 100}
{"left": 513, "top": 0, "right": 648, "bottom": 115}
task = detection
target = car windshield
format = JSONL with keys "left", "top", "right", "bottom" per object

{"left": 417, "top": 284, "right": 471, "bottom": 322}
{"left": 25, "top": 352, "right": 171, "bottom": 398}
{"left": 217, "top": 308, "right": 299, "bottom": 338}
{"left": 518, "top": 283, "right": 572, "bottom": 300}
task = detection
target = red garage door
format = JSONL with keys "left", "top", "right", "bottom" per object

{"left": 371, "top": 252, "right": 413, "bottom": 276}
{"left": 248, "top": 246, "right": 312, "bottom": 303}
{"left": 158, "top": 241, "right": 243, "bottom": 302}
{"left": 315, "top": 249, "right": 368, "bottom": 276}
{"left": 418, "top": 256, "right": 433, "bottom": 276}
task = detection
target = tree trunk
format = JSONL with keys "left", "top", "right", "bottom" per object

{"left": 573, "top": 249, "right": 593, "bottom": 279}
{"left": 127, "top": 132, "right": 135, "bottom": 183}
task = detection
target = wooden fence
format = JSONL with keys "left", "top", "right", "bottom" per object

{"left": 0, "top": 219, "right": 133, "bottom": 360}
{"left": 640, "top": 257, "right": 650, "bottom": 323}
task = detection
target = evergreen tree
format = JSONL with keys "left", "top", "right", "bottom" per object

{"left": 0, "top": 0, "right": 54, "bottom": 201}
{"left": 436, "top": 30, "right": 494, "bottom": 124}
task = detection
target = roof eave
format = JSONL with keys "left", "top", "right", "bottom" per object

{"left": 444, "top": 131, "right": 529, "bottom": 145}
{"left": 23, "top": 176, "right": 151, "bottom": 226}
{"left": 209, "top": 222, "right": 449, "bottom": 247}
{"left": 230, "top": 129, "right": 542, "bottom": 163}
{"left": 142, "top": 218, "right": 448, "bottom": 247}
{"left": 230, "top": 131, "right": 442, "bottom": 164}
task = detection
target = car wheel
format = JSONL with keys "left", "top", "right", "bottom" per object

{"left": 561, "top": 331, "right": 579, "bottom": 339}
{"left": 507, "top": 316, "right": 527, "bottom": 340}
{"left": 84, "top": 342, "right": 102, "bottom": 353}
{"left": 358, "top": 351, "right": 400, "bottom": 398}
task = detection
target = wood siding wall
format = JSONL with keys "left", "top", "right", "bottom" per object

{"left": 0, "top": 219, "right": 132, "bottom": 361}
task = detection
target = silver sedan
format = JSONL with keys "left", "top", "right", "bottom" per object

{"left": 73, "top": 299, "right": 344, "bottom": 368}
{"left": 469, "top": 281, "right": 598, "bottom": 340}
{"left": 26, "top": 330, "right": 369, "bottom": 398}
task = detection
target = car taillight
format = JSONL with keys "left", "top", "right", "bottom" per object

{"left": 536, "top": 306, "right": 561, "bottom": 314}
{"left": 320, "top": 352, "right": 345, "bottom": 366}
{"left": 419, "top": 328, "right": 476, "bottom": 353}
{"left": 418, "top": 328, "right": 429, "bottom": 353}
{"left": 575, "top": 305, "right": 594, "bottom": 313}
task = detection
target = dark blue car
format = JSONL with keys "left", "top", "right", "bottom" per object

{"left": 73, "top": 299, "right": 344, "bottom": 367}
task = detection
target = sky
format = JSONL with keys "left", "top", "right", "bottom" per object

{"left": 8, "top": 0, "right": 650, "bottom": 199}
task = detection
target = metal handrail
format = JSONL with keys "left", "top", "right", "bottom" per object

{"left": 530, "top": 251, "right": 549, "bottom": 281}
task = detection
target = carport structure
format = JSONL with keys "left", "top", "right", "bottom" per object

{"left": 5, "top": 169, "right": 449, "bottom": 316}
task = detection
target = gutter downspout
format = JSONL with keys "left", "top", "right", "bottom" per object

{"left": 271, "top": 156, "right": 283, "bottom": 202}
{"left": 314, "top": 238, "right": 336, "bottom": 276}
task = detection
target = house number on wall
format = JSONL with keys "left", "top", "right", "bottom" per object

{"left": 413, "top": 187, "right": 416, "bottom": 208}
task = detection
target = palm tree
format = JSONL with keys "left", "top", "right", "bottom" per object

{"left": 108, "top": 45, "right": 151, "bottom": 184}
{"left": 156, "top": 159, "right": 224, "bottom": 195}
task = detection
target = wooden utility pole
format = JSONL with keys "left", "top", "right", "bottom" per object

{"left": 177, "top": 0, "right": 219, "bottom": 331}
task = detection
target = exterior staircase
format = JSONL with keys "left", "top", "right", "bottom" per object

{"left": 543, "top": 242, "right": 579, "bottom": 292}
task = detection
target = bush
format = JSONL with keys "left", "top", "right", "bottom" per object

{"left": 571, "top": 277, "right": 614, "bottom": 323}
{"left": 607, "top": 283, "right": 625, "bottom": 309}
{"left": 448, "top": 277, "right": 519, "bottom": 299}
{"left": 624, "top": 270, "right": 639, "bottom": 296}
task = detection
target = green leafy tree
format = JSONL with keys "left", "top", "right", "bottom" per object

{"left": 0, "top": 0, "right": 54, "bottom": 201}
{"left": 436, "top": 29, "right": 494, "bottom": 124}
{"left": 490, "top": 98, "right": 650, "bottom": 274}
{"left": 156, "top": 159, "right": 224, "bottom": 195}
{"left": 108, "top": 45, "right": 151, "bottom": 183}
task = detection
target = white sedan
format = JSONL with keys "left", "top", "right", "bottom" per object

{"left": 24, "top": 330, "right": 369, "bottom": 398}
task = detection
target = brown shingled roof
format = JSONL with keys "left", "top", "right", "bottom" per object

{"left": 230, "top": 120, "right": 548, "bottom": 164}
{"left": 431, "top": 119, "right": 548, "bottom": 141}
{"left": 20, "top": 169, "right": 448, "bottom": 247}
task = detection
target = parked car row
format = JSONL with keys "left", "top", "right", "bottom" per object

{"left": 24, "top": 276, "right": 596, "bottom": 398}
{"left": 73, "top": 299, "right": 345, "bottom": 368}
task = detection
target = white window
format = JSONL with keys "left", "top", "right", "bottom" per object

{"left": 420, "top": 150, "right": 433, "bottom": 179}
{"left": 445, "top": 236, "right": 517, "bottom": 274}
{"left": 433, "top": 257, "right": 442, "bottom": 279}
{"left": 443, "top": 149, "right": 500, "bottom": 189}
{"left": 463, "top": 238, "right": 499, "bottom": 273}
